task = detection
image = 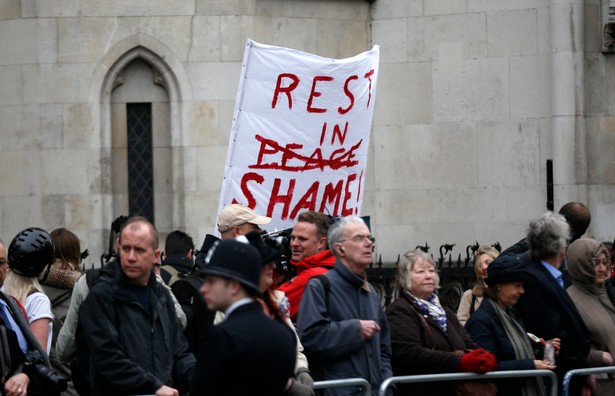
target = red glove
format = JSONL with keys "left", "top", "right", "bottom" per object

{"left": 458, "top": 348, "right": 498, "bottom": 373}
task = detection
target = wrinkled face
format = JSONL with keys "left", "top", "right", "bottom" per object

{"left": 259, "top": 261, "right": 275, "bottom": 292}
{"left": 200, "top": 275, "right": 233, "bottom": 311}
{"left": 477, "top": 253, "right": 494, "bottom": 280}
{"left": 290, "top": 222, "right": 326, "bottom": 262}
{"left": 0, "top": 242, "right": 7, "bottom": 286}
{"left": 593, "top": 252, "right": 610, "bottom": 287}
{"left": 336, "top": 222, "right": 374, "bottom": 270}
{"left": 117, "top": 222, "right": 160, "bottom": 286}
{"left": 409, "top": 259, "right": 437, "bottom": 299}
{"left": 497, "top": 281, "right": 525, "bottom": 307}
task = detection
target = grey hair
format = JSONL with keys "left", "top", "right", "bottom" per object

{"left": 328, "top": 215, "right": 366, "bottom": 258}
{"left": 527, "top": 212, "right": 570, "bottom": 260}
{"left": 395, "top": 249, "right": 440, "bottom": 292}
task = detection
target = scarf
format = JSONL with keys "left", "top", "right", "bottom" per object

{"left": 408, "top": 291, "right": 447, "bottom": 332}
{"left": 567, "top": 238, "right": 615, "bottom": 314}
{"left": 488, "top": 299, "right": 546, "bottom": 396}
{"left": 567, "top": 238, "right": 615, "bottom": 367}
{"left": 40, "top": 265, "right": 81, "bottom": 289}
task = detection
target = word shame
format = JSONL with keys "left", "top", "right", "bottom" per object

{"left": 234, "top": 172, "right": 362, "bottom": 221}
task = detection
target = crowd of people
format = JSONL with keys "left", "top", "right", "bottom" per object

{"left": 0, "top": 201, "right": 613, "bottom": 396}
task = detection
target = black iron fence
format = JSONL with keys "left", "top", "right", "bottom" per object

{"left": 366, "top": 241, "right": 501, "bottom": 312}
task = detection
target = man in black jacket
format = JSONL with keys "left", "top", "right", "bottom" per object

{"left": 514, "top": 212, "right": 591, "bottom": 396}
{"left": 80, "top": 217, "right": 195, "bottom": 396}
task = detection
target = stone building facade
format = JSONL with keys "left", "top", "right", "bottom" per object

{"left": 0, "top": 0, "right": 613, "bottom": 266}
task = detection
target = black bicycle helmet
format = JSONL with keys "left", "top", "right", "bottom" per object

{"left": 8, "top": 227, "right": 54, "bottom": 278}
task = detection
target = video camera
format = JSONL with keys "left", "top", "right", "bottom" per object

{"left": 25, "top": 350, "right": 68, "bottom": 394}
{"left": 101, "top": 215, "right": 129, "bottom": 266}
{"left": 261, "top": 228, "right": 295, "bottom": 281}
{"left": 260, "top": 214, "right": 342, "bottom": 280}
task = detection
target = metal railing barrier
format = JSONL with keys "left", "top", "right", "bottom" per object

{"left": 378, "top": 370, "right": 558, "bottom": 396}
{"left": 562, "top": 366, "right": 615, "bottom": 396}
{"left": 313, "top": 378, "right": 372, "bottom": 396}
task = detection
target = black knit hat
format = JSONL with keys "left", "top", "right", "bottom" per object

{"left": 485, "top": 254, "right": 536, "bottom": 287}
{"left": 195, "top": 239, "right": 262, "bottom": 296}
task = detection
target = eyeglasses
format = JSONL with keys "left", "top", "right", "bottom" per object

{"left": 339, "top": 234, "right": 376, "bottom": 245}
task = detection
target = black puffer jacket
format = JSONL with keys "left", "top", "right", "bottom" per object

{"left": 80, "top": 270, "right": 195, "bottom": 395}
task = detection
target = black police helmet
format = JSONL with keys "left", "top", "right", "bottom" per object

{"left": 195, "top": 239, "right": 262, "bottom": 296}
{"left": 8, "top": 227, "right": 54, "bottom": 278}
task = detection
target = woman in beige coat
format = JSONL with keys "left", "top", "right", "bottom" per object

{"left": 567, "top": 238, "right": 615, "bottom": 396}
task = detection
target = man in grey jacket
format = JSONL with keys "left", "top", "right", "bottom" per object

{"left": 297, "top": 216, "right": 392, "bottom": 396}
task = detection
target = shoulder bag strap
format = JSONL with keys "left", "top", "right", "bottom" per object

{"left": 413, "top": 305, "right": 436, "bottom": 350}
{"left": 469, "top": 294, "right": 477, "bottom": 315}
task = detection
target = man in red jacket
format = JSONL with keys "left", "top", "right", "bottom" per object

{"left": 278, "top": 211, "right": 335, "bottom": 322}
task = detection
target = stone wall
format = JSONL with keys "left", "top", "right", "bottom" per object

{"left": 0, "top": 0, "right": 613, "bottom": 265}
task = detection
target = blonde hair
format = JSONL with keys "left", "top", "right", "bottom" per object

{"left": 3, "top": 269, "right": 43, "bottom": 305}
{"left": 474, "top": 245, "right": 499, "bottom": 281}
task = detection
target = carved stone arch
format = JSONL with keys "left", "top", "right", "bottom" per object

{"left": 92, "top": 35, "right": 192, "bottom": 234}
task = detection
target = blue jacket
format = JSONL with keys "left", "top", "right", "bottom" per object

{"left": 0, "top": 291, "right": 50, "bottom": 381}
{"left": 297, "top": 261, "right": 392, "bottom": 396}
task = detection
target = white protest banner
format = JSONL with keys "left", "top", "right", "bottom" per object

{"left": 218, "top": 39, "right": 380, "bottom": 232}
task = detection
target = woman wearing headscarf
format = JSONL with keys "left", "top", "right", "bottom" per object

{"left": 386, "top": 249, "right": 497, "bottom": 396}
{"left": 567, "top": 238, "right": 615, "bottom": 396}
{"left": 465, "top": 255, "right": 559, "bottom": 396}
{"left": 457, "top": 245, "right": 499, "bottom": 326}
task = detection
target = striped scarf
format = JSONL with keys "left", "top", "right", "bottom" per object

{"left": 488, "top": 299, "right": 546, "bottom": 396}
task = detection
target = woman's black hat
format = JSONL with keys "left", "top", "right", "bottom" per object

{"left": 485, "top": 254, "right": 536, "bottom": 287}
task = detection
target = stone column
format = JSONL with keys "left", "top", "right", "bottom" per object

{"left": 550, "top": 0, "right": 588, "bottom": 205}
